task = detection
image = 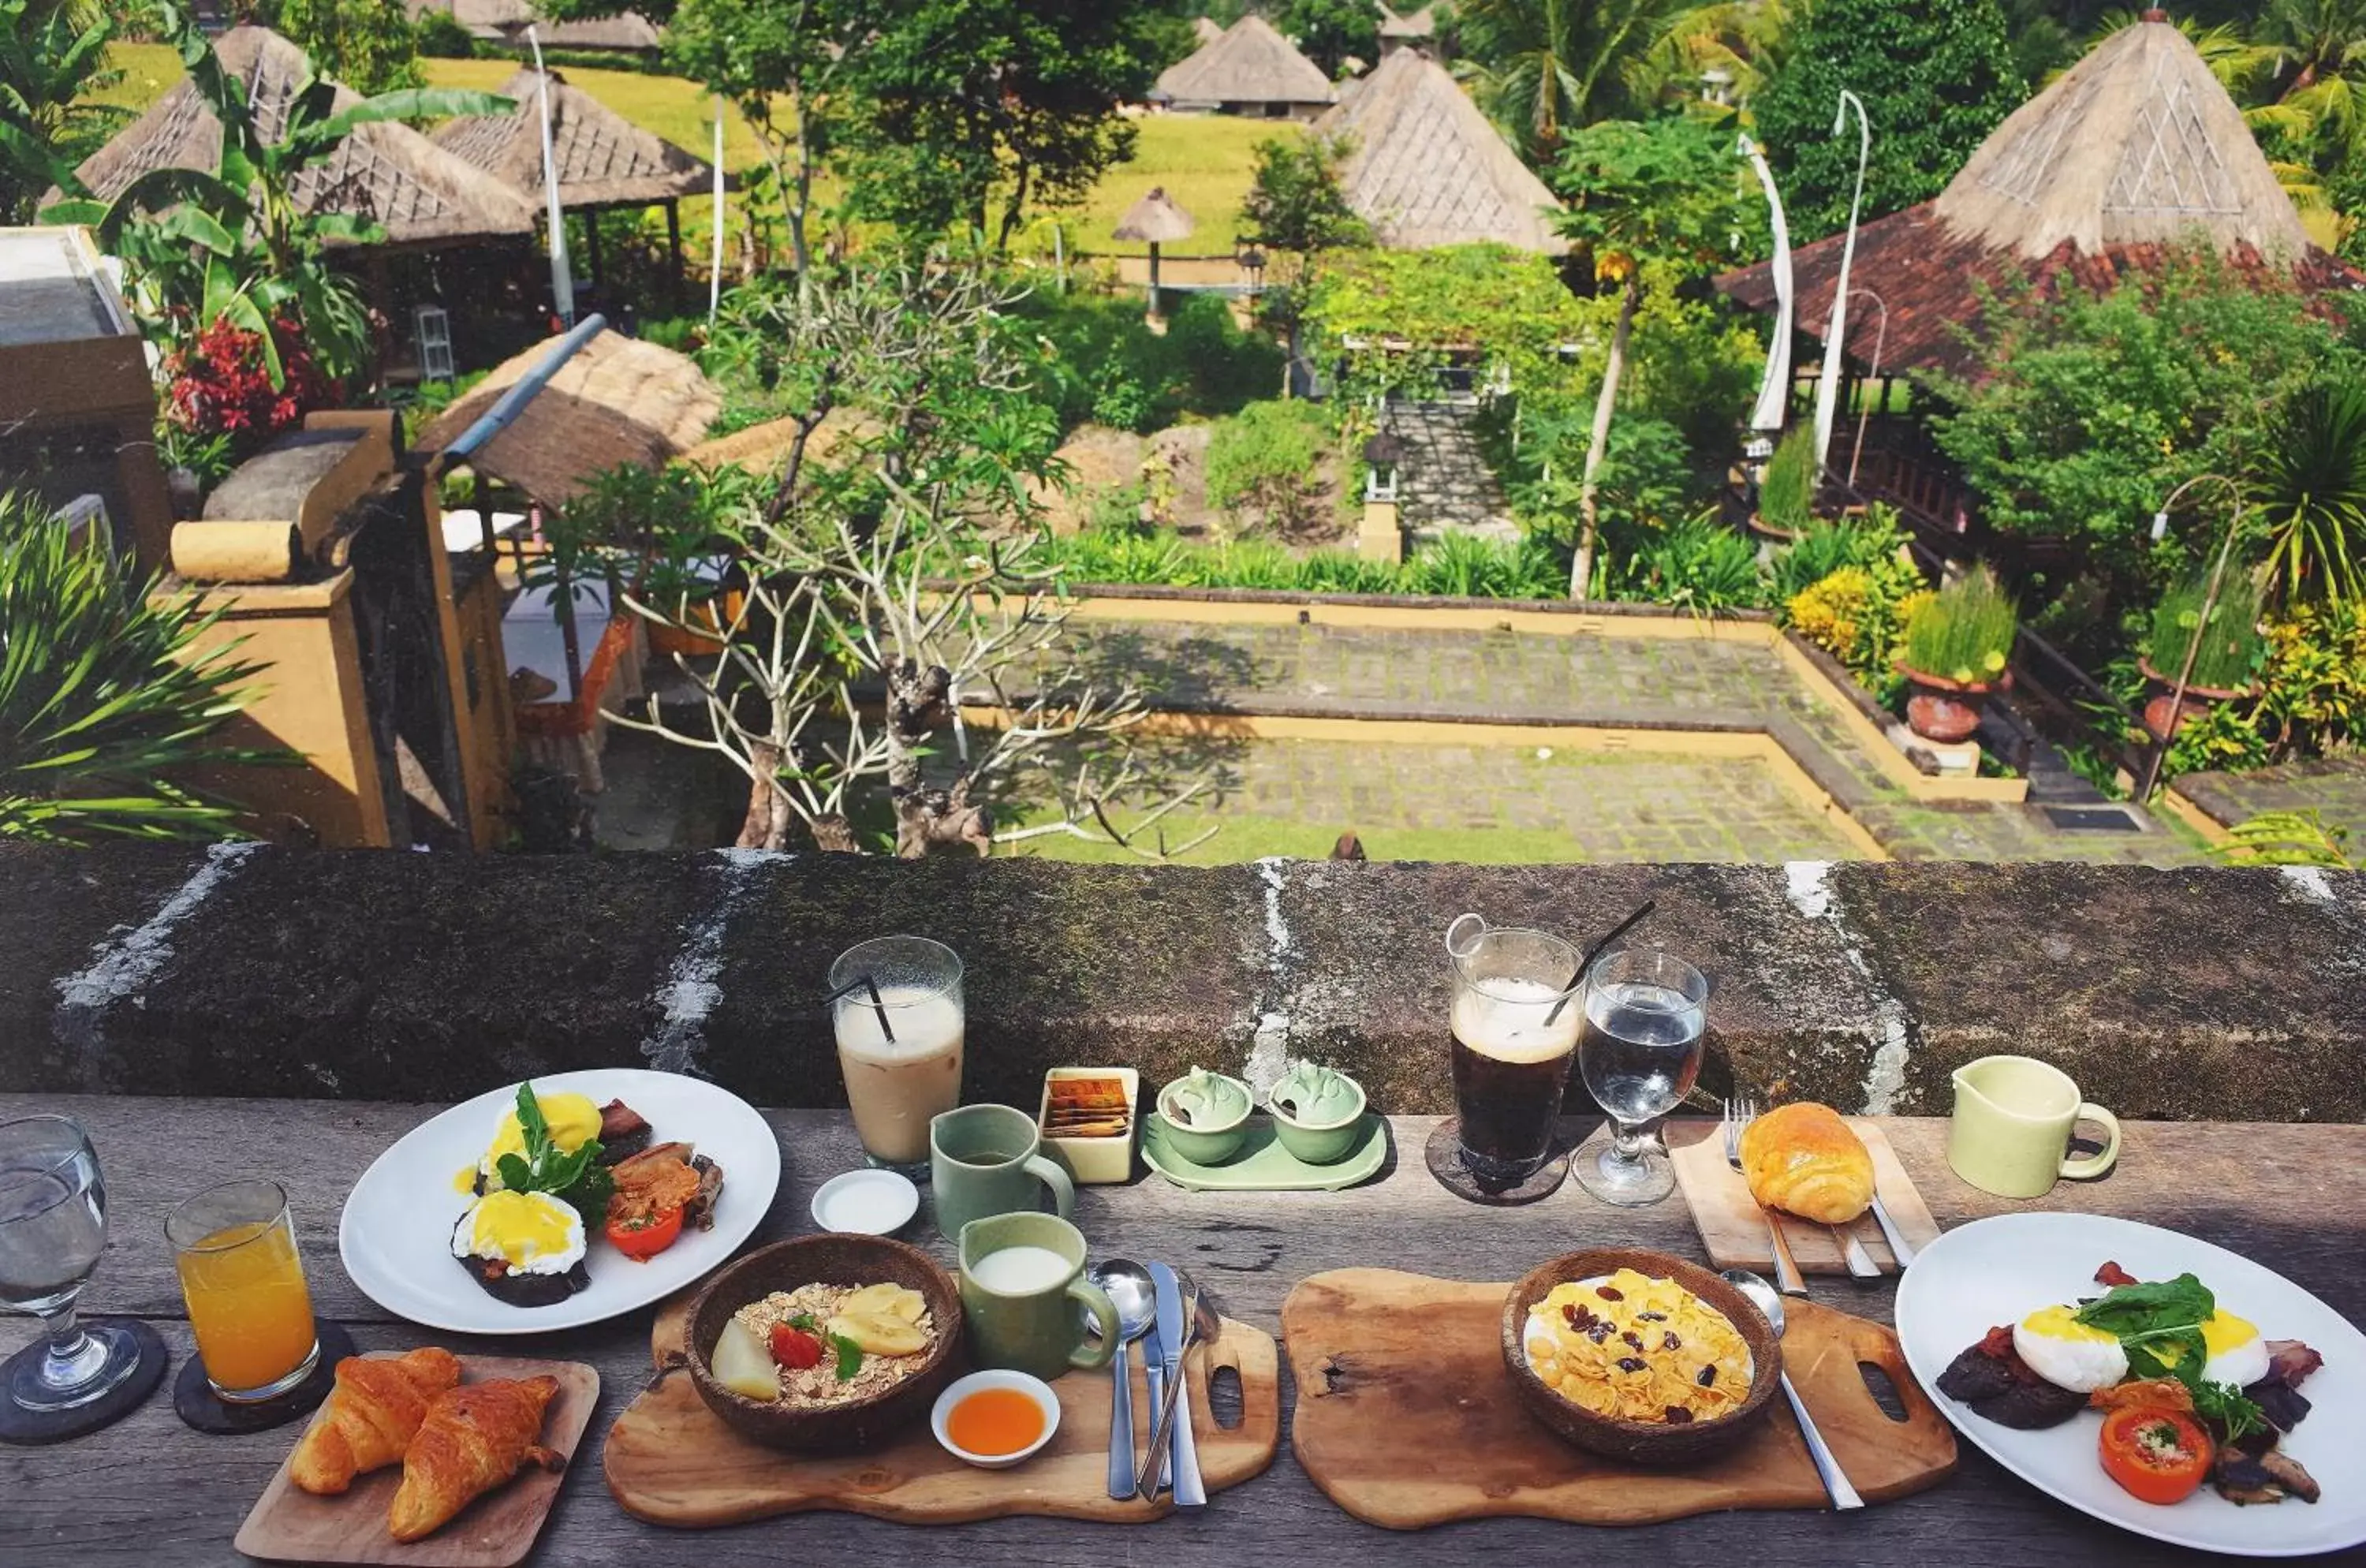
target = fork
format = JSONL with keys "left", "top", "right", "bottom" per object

{"left": 1723, "top": 1096, "right": 1808, "bottom": 1296}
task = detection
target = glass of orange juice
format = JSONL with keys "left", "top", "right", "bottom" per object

{"left": 166, "top": 1179, "right": 319, "bottom": 1402}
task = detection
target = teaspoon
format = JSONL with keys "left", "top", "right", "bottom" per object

{"left": 1086, "top": 1258, "right": 1156, "bottom": 1499}
{"left": 1721, "top": 1267, "right": 1865, "bottom": 1510}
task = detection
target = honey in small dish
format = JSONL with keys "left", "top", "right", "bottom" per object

{"left": 946, "top": 1386, "right": 1048, "bottom": 1458}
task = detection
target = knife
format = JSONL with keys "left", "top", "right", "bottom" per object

{"left": 1139, "top": 1312, "right": 1168, "bottom": 1493}
{"left": 1149, "top": 1262, "right": 1206, "bottom": 1507}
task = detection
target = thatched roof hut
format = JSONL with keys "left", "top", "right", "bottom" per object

{"left": 416, "top": 328, "right": 719, "bottom": 506}
{"left": 1716, "top": 13, "right": 2363, "bottom": 379}
{"left": 406, "top": 0, "right": 662, "bottom": 54}
{"left": 1379, "top": 5, "right": 1436, "bottom": 46}
{"left": 70, "top": 27, "right": 536, "bottom": 249}
{"left": 1113, "top": 187, "right": 1198, "bottom": 245}
{"left": 1312, "top": 49, "right": 1566, "bottom": 254}
{"left": 1153, "top": 16, "right": 1334, "bottom": 118}
{"left": 431, "top": 69, "right": 710, "bottom": 210}
{"left": 1192, "top": 16, "right": 1223, "bottom": 45}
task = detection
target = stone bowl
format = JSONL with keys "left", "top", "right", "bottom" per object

{"left": 685, "top": 1234, "right": 965, "bottom": 1453}
{"left": 1499, "top": 1248, "right": 1778, "bottom": 1466}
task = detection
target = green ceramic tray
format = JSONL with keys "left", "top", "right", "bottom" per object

{"left": 1140, "top": 1111, "right": 1390, "bottom": 1192}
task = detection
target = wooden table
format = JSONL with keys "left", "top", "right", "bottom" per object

{"left": 3, "top": 1097, "right": 2360, "bottom": 1566}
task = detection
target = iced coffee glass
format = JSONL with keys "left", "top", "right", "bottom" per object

{"left": 830, "top": 935, "right": 965, "bottom": 1178}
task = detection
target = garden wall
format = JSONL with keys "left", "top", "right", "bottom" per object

{"left": 6, "top": 846, "right": 2363, "bottom": 1122}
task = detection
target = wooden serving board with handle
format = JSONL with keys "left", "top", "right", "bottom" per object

{"left": 1670, "top": 1118, "right": 1942, "bottom": 1275}
{"left": 602, "top": 1290, "right": 1280, "bottom": 1525}
{"left": 234, "top": 1353, "right": 600, "bottom": 1568}
{"left": 1284, "top": 1267, "right": 1956, "bottom": 1528}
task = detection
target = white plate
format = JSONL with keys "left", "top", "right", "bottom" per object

{"left": 809, "top": 1168, "right": 919, "bottom": 1235}
{"left": 338, "top": 1069, "right": 781, "bottom": 1335}
{"left": 1896, "top": 1212, "right": 2366, "bottom": 1557}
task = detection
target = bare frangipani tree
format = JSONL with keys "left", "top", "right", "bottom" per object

{"left": 609, "top": 252, "right": 1214, "bottom": 858}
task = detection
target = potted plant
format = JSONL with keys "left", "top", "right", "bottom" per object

{"left": 1749, "top": 425, "right": 1818, "bottom": 543}
{"left": 2140, "top": 570, "right": 2265, "bottom": 740}
{"left": 1894, "top": 566, "right": 2017, "bottom": 744}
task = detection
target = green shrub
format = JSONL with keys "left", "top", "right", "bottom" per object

{"left": 2147, "top": 572, "right": 2265, "bottom": 693}
{"left": 1786, "top": 561, "right": 1933, "bottom": 701}
{"left": 2254, "top": 602, "right": 2366, "bottom": 760}
{"left": 1609, "top": 515, "right": 1770, "bottom": 615}
{"left": 1019, "top": 290, "right": 1282, "bottom": 435}
{"left": 414, "top": 8, "right": 475, "bottom": 56}
{"left": 1772, "top": 505, "right": 1909, "bottom": 603}
{"left": 1902, "top": 567, "right": 2017, "bottom": 685}
{"left": 1756, "top": 425, "right": 1819, "bottom": 533}
{"left": 2252, "top": 379, "right": 2366, "bottom": 609}
{"left": 2212, "top": 808, "right": 2352, "bottom": 868}
{"left": 1401, "top": 532, "right": 1565, "bottom": 599}
{"left": 1204, "top": 401, "right": 1329, "bottom": 532}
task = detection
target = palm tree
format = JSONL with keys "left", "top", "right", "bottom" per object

{"left": 0, "top": 0, "right": 125, "bottom": 224}
{"left": 2251, "top": 381, "right": 2366, "bottom": 610}
{"left": 1451, "top": 0, "right": 1711, "bottom": 162}
{"left": 2254, "top": 0, "right": 2366, "bottom": 166}
{"left": 1620, "top": 0, "right": 1793, "bottom": 121}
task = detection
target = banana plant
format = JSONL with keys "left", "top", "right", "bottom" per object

{"left": 0, "top": 0, "right": 125, "bottom": 224}
{"left": 46, "top": 4, "right": 508, "bottom": 385}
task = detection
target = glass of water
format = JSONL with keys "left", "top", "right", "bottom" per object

{"left": 0, "top": 1115, "right": 144, "bottom": 1411}
{"left": 1570, "top": 949, "right": 1707, "bottom": 1207}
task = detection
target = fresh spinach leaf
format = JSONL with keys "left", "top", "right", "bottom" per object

{"left": 2074, "top": 1273, "right": 2215, "bottom": 1338}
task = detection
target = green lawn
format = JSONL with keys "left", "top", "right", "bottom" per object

{"left": 90, "top": 43, "right": 1273, "bottom": 258}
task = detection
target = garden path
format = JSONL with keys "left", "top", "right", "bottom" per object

{"left": 1386, "top": 401, "right": 1519, "bottom": 543}
{"left": 2176, "top": 756, "right": 2366, "bottom": 861}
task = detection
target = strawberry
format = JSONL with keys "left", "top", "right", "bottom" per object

{"left": 768, "top": 1323, "right": 823, "bottom": 1371}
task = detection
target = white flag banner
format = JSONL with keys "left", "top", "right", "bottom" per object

{"left": 1739, "top": 134, "right": 1793, "bottom": 435}
{"left": 1812, "top": 90, "right": 1870, "bottom": 471}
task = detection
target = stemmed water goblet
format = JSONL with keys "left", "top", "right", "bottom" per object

{"left": 1569, "top": 948, "right": 1708, "bottom": 1207}
{"left": 0, "top": 1114, "right": 145, "bottom": 1413}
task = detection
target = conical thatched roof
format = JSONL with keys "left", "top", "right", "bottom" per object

{"left": 1379, "top": 5, "right": 1435, "bottom": 41}
{"left": 70, "top": 27, "right": 536, "bottom": 248}
{"left": 1935, "top": 17, "right": 2308, "bottom": 259}
{"left": 1715, "top": 15, "right": 2360, "bottom": 379}
{"left": 1113, "top": 186, "right": 1196, "bottom": 244}
{"left": 1154, "top": 15, "right": 1334, "bottom": 108}
{"left": 416, "top": 328, "right": 720, "bottom": 506}
{"left": 431, "top": 69, "right": 710, "bottom": 209}
{"left": 1312, "top": 49, "right": 1566, "bottom": 254}
{"left": 1192, "top": 16, "right": 1222, "bottom": 45}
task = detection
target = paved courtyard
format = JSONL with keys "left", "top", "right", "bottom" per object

{"left": 1047, "top": 616, "right": 2219, "bottom": 866}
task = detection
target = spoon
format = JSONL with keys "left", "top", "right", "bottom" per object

{"left": 1721, "top": 1268, "right": 1865, "bottom": 1510}
{"left": 1087, "top": 1259, "right": 1157, "bottom": 1499}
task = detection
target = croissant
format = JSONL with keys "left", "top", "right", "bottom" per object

{"left": 386, "top": 1376, "right": 565, "bottom": 1542}
{"left": 1739, "top": 1102, "right": 1875, "bottom": 1224}
{"left": 289, "top": 1347, "right": 462, "bottom": 1495}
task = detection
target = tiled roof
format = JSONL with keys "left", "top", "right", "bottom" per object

{"left": 1714, "top": 201, "right": 2364, "bottom": 380}
{"left": 1312, "top": 49, "right": 1564, "bottom": 254}
{"left": 431, "top": 69, "right": 710, "bottom": 209}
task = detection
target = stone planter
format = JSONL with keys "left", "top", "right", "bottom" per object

{"left": 1894, "top": 662, "right": 2009, "bottom": 745}
{"left": 2137, "top": 655, "right": 2255, "bottom": 742}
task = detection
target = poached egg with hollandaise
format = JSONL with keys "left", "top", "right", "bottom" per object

{"left": 2013, "top": 1304, "right": 2129, "bottom": 1392}
{"left": 476, "top": 1090, "right": 604, "bottom": 1186}
{"left": 450, "top": 1189, "right": 587, "bottom": 1276}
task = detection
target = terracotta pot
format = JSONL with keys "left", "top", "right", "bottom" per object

{"left": 1894, "top": 662, "right": 2010, "bottom": 745}
{"left": 646, "top": 588, "right": 746, "bottom": 658}
{"left": 2137, "top": 656, "right": 2253, "bottom": 742}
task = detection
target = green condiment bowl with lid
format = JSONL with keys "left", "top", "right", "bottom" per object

{"left": 1154, "top": 1070, "right": 1252, "bottom": 1165}
{"left": 1267, "top": 1066, "right": 1368, "bottom": 1166}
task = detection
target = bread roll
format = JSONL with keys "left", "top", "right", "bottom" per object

{"left": 1738, "top": 1102, "right": 1874, "bottom": 1223}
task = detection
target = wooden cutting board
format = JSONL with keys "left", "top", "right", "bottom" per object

{"left": 1284, "top": 1267, "right": 1955, "bottom": 1528}
{"left": 1670, "top": 1118, "right": 1942, "bottom": 1275}
{"left": 234, "top": 1354, "right": 599, "bottom": 1567}
{"left": 602, "top": 1292, "right": 1280, "bottom": 1525}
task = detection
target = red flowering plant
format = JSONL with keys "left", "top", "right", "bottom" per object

{"left": 161, "top": 315, "right": 334, "bottom": 454}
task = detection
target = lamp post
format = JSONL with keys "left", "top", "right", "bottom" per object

{"left": 1844, "top": 286, "right": 1889, "bottom": 491}
{"left": 2137, "top": 472, "right": 2248, "bottom": 802}
{"left": 1237, "top": 245, "right": 1267, "bottom": 297}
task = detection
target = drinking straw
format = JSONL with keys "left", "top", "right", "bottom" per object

{"left": 821, "top": 973, "right": 897, "bottom": 1043}
{"left": 1542, "top": 898, "right": 1657, "bottom": 1027}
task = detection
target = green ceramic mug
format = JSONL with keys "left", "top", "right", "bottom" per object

{"left": 1946, "top": 1054, "right": 2122, "bottom": 1199}
{"left": 931, "top": 1103, "right": 1075, "bottom": 1243}
{"left": 957, "top": 1212, "right": 1119, "bottom": 1379}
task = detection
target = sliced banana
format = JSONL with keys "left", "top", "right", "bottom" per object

{"left": 886, "top": 1286, "right": 927, "bottom": 1323}
{"left": 841, "top": 1282, "right": 929, "bottom": 1323}
{"left": 827, "top": 1309, "right": 928, "bottom": 1356}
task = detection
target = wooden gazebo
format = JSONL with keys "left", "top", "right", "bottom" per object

{"left": 431, "top": 67, "right": 715, "bottom": 302}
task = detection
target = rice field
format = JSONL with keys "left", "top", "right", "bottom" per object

{"left": 88, "top": 43, "right": 1281, "bottom": 258}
